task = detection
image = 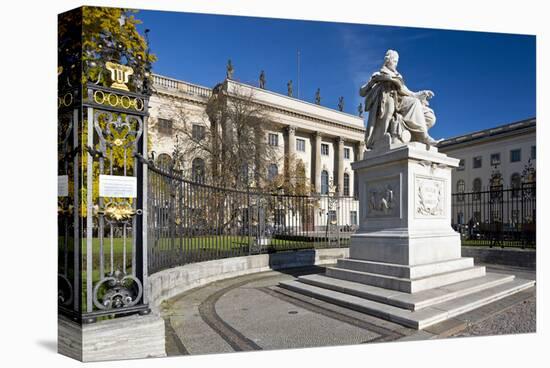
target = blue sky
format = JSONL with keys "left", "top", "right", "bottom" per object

{"left": 136, "top": 10, "right": 536, "bottom": 139}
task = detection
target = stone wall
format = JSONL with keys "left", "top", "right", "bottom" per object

{"left": 146, "top": 247, "right": 349, "bottom": 313}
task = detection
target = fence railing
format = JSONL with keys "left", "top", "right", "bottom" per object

{"left": 451, "top": 182, "right": 536, "bottom": 248}
{"left": 147, "top": 165, "right": 359, "bottom": 274}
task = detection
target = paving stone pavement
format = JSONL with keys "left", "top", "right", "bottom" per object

{"left": 161, "top": 263, "right": 536, "bottom": 356}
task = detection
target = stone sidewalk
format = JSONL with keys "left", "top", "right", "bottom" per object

{"left": 161, "top": 263, "right": 535, "bottom": 356}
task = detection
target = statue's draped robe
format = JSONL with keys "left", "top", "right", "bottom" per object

{"left": 360, "top": 66, "right": 436, "bottom": 147}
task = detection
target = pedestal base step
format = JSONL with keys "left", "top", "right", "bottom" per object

{"left": 279, "top": 273, "right": 534, "bottom": 329}
{"left": 335, "top": 257, "right": 475, "bottom": 279}
{"left": 326, "top": 264, "right": 486, "bottom": 293}
{"left": 296, "top": 272, "right": 513, "bottom": 310}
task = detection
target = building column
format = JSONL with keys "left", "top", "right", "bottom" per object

{"left": 313, "top": 131, "right": 322, "bottom": 193}
{"left": 358, "top": 140, "right": 366, "bottom": 161}
{"left": 286, "top": 126, "right": 296, "bottom": 182}
{"left": 337, "top": 137, "right": 345, "bottom": 196}
{"left": 353, "top": 140, "right": 365, "bottom": 198}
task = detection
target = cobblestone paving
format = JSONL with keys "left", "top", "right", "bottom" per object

{"left": 452, "top": 296, "right": 536, "bottom": 337}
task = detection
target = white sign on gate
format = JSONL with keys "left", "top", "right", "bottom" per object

{"left": 58, "top": 175, "right": 69, "bottom": 197}
{"left": 99, "top": 175, "right": 137, "bottom": 198}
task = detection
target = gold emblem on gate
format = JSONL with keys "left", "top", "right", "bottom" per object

{"left": 105, "top": 62, "right": 134, "bottom": 91}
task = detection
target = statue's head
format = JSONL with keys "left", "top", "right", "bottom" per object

{"left": 384, "top": 49, "right": 399, "bottom": 70}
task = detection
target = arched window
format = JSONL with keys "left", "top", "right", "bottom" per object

{"left": 321, "top": 170, "right": 329, "bottom": 195}
{"left": 511, "top": 173, "right": 521, "bottom": 197}
{"left": 192, "top": 158, "right": 205, "bottom": 184}
{"left": 343, "top": 173, "right": 350, "bottom": 196}
{"left": 267, "top": 164, "right": 278, "bottom": 181}
{"left": 456, "top": 180, "right": 465, "bottom": 202}
{"left": 473, "top": 178, "right": 482, "bottom": 200}
{"left": 156, "top": 153, "right": 172, "bottom": 169}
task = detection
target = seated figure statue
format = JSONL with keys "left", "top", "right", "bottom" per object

{"left": 360, "top": 49, "right": 441, "bottom": 149}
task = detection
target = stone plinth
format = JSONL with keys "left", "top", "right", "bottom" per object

{"left": 351, "top": 142, "right": 460, "bottom": 266}
{"left": 280, "top": 142, "right": 535, "bottom": 329}
{"left": 58, "top": 314, "right": 166, "bottom": 362}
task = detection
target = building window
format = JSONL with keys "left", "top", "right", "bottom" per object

{"left": 457, "top": 159, "right": 465, "bottom": 171}
{"left": 240, "top": 163, "right": 249, "bottom": 185}
{"left": 457, "top": 211, "right": 464, "bottom": 225}
{"left": 321, "top": 143, "right": 329, "bottom": 156}
{"left": 473, "top": 156, "right": 482, "bottom": 169}
{"left": 510, "top": 149, "right": 521, "bottom": 162}
{"left": 321, "top": 170, "right": 329, "bottom": 194}
{"left": 343, "top": 173, "right": 350, "bottom": 196}
{"left": 350, "top": 211, "right": 357, "bottom": 226}
{"left": 156, "top": 153, "right": 172, "bottom": 168}
{"left": 344, "top": 147, "right": 350, "bottom": 159}
{"left": 268, "top": 133, "right": 279, "bottom": 146}
{"left": 267, "top": 164, "right": 278, "bottom": 181}
{"left": 328, "top": 210, "right": 337, "bottom": 224}
{"left": 473, "top": 211, "right": 481, "bottom": 223}
{"left": 490, "top": 153, "right": 501, "bottom": 166}
{"left": 158, "top": 118, "right": 173, "bottom": 136}
{"left": 456, "top": 180, "right": 465, "bottom": 202}
{"left": 192, "top": 124, "right": 205, "bottom": 141}
{"left": 274, "top": 209, "right": 286, "bottom": 227}
{"left": 192, "top": 158, "right": 205, "bottom": 184}
{"left": 473, "top": 178, "right": 482, "bottom": 200}
{"left": 511, "top": 173, "right": 521, "bottom": 197}
{"left": 531, "top": 145, "right": 536, "bottom": 160}
{"left": 296, "top": 138, "right": 306, "bottom": 152}
{"left": 511, "top": 210, "right": 520, "bottom": 227}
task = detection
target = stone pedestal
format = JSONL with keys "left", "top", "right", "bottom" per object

{"left": 280, "top": 142, "right": 534, "bottom": 329}
{"left": 352, "top": 142, "right": 460, "bottom": 266}
{"left": 343, "top": 142, "right": 476, "bottom": 293}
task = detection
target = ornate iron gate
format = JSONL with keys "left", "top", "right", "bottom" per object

{"left": 58, "top": 12, "right": 153, "bottom": 321}
{"left": 81, "top": 81, "right": 150, "bottom": 322}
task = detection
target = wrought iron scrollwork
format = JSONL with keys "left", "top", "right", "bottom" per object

{"left": 92, "top": 270, "right": 143, "bottom": 310}
{"left": 58, "top": 274, "right": 74, "bottom": 307}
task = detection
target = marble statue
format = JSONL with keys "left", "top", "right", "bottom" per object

{"left": 259, "top": 70, "right": 266, "bottom": 89}
{"left": 338, "top": 96, "right": 344, "bottom": 111}
{"left": 226, "top": 59, "right": 234, "bottom": 79}
{"left": 357, "top": 103, "right": 364, "bottom": 118}
{"left": 287, "top": 80, "right": 293, "bottom": 97}
{"left": 360, "top": 49, "right": 442, "bottom": 149}
{"left": 314, "top": 88, "right": 321, "bottom": 105}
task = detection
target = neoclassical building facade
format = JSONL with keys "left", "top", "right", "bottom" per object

{"left": 148, "top": 74, "right": 366, "bottom": 198}
{"left": 438, "top": 117, "right": 536, "bottom": 194}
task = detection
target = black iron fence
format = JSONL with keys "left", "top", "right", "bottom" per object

{"left": 451, "top": 182, "right": 536, "bottom": 248}
{"left": 147, "top": 165, "right": 359, "bottom": 274}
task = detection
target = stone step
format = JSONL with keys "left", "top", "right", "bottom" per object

{"left": 297, "top": 272, "right": 515, "bottom": 310}
{"left": 335, "top": 257, "right": 474, "bottom": 279}
{"left": 278, "top": 277, "right": 535, "bottom": 329}
{"left": 325, "top": 265, "right": 486, "bottom": 293}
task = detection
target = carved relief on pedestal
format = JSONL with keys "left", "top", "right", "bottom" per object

{"left": 365, "top": 175, "right": 400, "bottom": 218}
{"left": 415, "top": 175, "right": 445, "bottom": 218}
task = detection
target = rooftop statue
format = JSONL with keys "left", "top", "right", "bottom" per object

{"left": 338, "top": 96, "right": 344, "bottom": 111}
{"left": 259, "top": 70, "right": 266, "bottom": 89}
{"left": 226, "top": 59, "right": 234, "bottom": 79}
{"left": 287, "top": 80, "right": 293, "bottom": 97}
{"left": 360, "top": 49, "right": 442, "bottom": 149}
{"left": 314, "top": 88, "right": 321, "bottom": 105}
